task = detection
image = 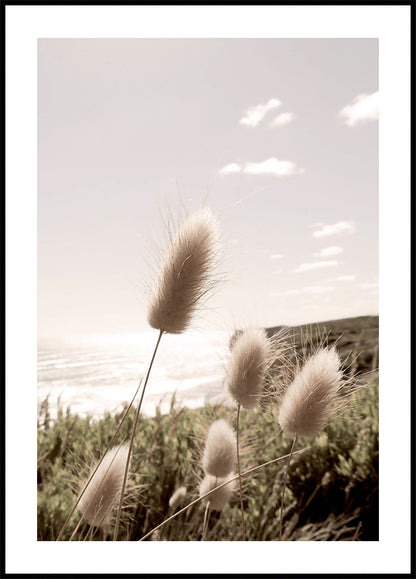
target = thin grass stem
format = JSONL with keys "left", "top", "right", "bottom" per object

{"left": 83, "top": 524, "right": 94, "bottom": 541}
{"left": 89, "top": 524, "right": 100, "bottom": 541}
{"left": 236, "top": 403, "right": 246, "bottom": 540}
{"left": 201, "top": 501, "right": 211, "bottom": 541}
{"left": 68, "top": 518, "right": 87, "bottom": 542}
{"left": 279, "top": 434, "right": 297, "bottom": 541}
{"left": 113, "top": 329, "right": 164, "bottom": 541}
{"left": 68, "top": 516, "right": 83, "bottom": 542}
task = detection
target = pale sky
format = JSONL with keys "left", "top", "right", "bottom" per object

{"left": 38, "top": 39, "right": 379, "bottom": 337}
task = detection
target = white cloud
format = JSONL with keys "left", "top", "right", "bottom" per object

{"left": 294, "top": 260, "right": 338, "bottom": 273}
{"left": 244, "top": 157, "right": 300, "bottom": 177}
{"left": 239, "top": 98, "right": 281, "bottom": 127}
{"left": 219, "top": 162, "right": 242, "bottom": 174}
{"left": 270, "top": 253, "right": 284, "bottom": 260}
{"left": 220, "top": 157, "right": 302, "bottom": 177}
{"left": 312, "top": 221, "right": 355, "bottom": 238}
{"left": 270, "top": 112, "right": 297, "bottom": 127}
{"left": 314, "top": 246, "right": 343, "bottom": 258}
{"left": 339, "top": 91, "right": 379, "bottom": 127}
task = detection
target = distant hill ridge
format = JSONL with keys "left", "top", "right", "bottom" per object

{"left": 266, "top": 315, "right": 379, "bottom": 377}
{"left": 266, "top": 314, "right": 378, "bottom": 336}
{"left": 232, "top": 315, "right": 379, "bottom": 377}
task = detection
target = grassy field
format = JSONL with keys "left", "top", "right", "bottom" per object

{"left": 37, "top": 315, "right": 379, "bottom": 541}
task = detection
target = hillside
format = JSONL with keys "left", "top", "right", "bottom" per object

{"left": 266, "top": 315, "right": 379, "bottom": 376}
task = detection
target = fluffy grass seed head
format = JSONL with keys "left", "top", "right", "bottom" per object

{"left": 147, "top": 207, "right": 221, "bottom": 334}
{"left": 202, "top": 418, "right": 236, "bottom": 478}
{"left": 278, "top": 347, "right": 343, "bottom": 438}
{"left": 225, "top": 328, "right": 271, "bottom": 409}
{"left": 199, "top": 473, "right": 236, "bottom": 510}
{"left": 169, "top": 486, "right": 187, "bottom": 510}
{"left": 78, "top": 444, "right": 130, "bottom": 528}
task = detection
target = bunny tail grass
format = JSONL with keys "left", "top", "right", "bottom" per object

{"left": 199, "top": 473, "right": 236, "bottom": 511}
{"left": 56, "top": 378, "right": 142, "bottom": 541}
{"left": 169, "top": 486, "right": 187, "bottom": 510}
{"left": 78, "top": 444, "right": 130, "bottom": 529}
{"left": 147, "top": 207, "right": 221, "bottom": 335}
{"left": 278, "top": 347, "right": 343, "bottom": 438}
{"left": 225, "top": 328, "right": 271, "bottom": 541}
{"left": 113, "top": 329, "right": 163, "bottom": 541}
{"left": 202, "top": 418, "right": 236, "bottom": 478}
{"left": 226, "top": 328, "right": 271, "bottom": 409}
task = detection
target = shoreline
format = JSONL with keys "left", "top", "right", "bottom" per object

{"left": 38, "top": 315, "right": 379, "bottom": 421}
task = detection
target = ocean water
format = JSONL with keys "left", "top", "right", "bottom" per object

{"left": 37, "top": 330, "right": 232, "bottom": 420}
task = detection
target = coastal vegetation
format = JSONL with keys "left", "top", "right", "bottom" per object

{"left": 38, "top": 316, "right": 378, "bottom": 541}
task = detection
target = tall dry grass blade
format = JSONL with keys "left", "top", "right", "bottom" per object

{"left": 68, "top": 516, "right": 85, "bottom": 542}
{"left": 114, "top": 208, "right": 222, "bottom": 539}
{"left": 113, "top": 329, "right": 163, "bottom": 540}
